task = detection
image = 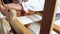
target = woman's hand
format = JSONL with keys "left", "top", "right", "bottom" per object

{"left": 4, "top": 3, "right": 22, "bottom": 10}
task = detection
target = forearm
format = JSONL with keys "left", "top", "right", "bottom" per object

{"left": 0, "top": 5, "right": 7, "bottom": 16}
{"left": 2, "top": 18, "right": 11, "bottom": 31}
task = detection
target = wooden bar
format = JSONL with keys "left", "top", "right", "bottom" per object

{"left": 53, "top": 0, "right": 60, "bottom": 34}
{"left": 40, "top": 0, "right": 56, "bottom": 34}
{"left": 10, "top": 18, "right": 32, "bottom": 34}
{"left": 53, "top": 24, "right": 60, "bottom": 33}
{"left": 6, "top": 9, "right": 32, "bottom": 34}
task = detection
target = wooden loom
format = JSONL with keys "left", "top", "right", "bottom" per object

{"left": 0, "top": 0, "right": 60, "bottom": 34}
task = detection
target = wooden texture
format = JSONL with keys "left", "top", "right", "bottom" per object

{"left": 10, "top": 18, "right": 32, "bottom": 34}
{"left": 53, "top": 0, "right": 60, "bottom": 33}
{"left": 40, "top": 0, "right": 56, "bottom": 34}
{"left": 53, "top": 24, "right": 60, "bottom": 33}
{"left": 6, "top": 9, "right": 32, "bottom": 34}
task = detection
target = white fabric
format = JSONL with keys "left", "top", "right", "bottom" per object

{"left": 28, "top": 23, "right": 57, "bottom": 34}
{"left": 3, "top": 24, "right": 8, "bottom": 34}
{"left": 55, "top": 0, "right": 60, "bottom": 26}
{"left": 28, "top": 23, "right": 40, "bottom": 34}
{"left": 27, "top": 14, "right": 42, "bottom": 22}
{"left": 55, "top": 19, "right": 60, "bottom": 26}
{"left": 0, "top": 12, "right": 5, "bottom": 19}
{"left": 56, "top": 0, "right": 60, "bottom": 13}
{"left": 22, "top": 0, "right": 45, "bottom": 13}
{"left": 17, "top": 14, "right": 42, "bottom": 25}
{"left": 17, "top": 16, "right": 33, "bottom": 25}
{"left": 52, "top": 31, "right": 58, "bottom": 34}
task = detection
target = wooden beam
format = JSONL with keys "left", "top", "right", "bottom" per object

{"left": 10, "top": 18, "right": 32, "bottom": 34}
{"left": 53, "top": 0, "right": 60, "bottom": 33}
{"left": 6, "top": 9, "right": 32, "bottom": 34}
{"left": 40, "top": 0, "right": 56, "bottom": 34}
{"left": 53, "top": 24, "right": 60, "bottom": 33}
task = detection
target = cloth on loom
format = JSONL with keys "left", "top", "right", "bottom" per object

{"left": 28, "top": 23, "right": 58, "bottom": 34}
{"left": 27, "top": 22, "right": 58, "bottom": 34}
{"left": 55, "top": 19, "right": 60, "bottom": 26}
{"left": 28, "top": 23, "right": 40, "bottom": 34}
{"left": 22, "top": 0, "right": 45, "bottom": 13}
{"left": 17, "top": 14, "right": 42, "bottom": 25}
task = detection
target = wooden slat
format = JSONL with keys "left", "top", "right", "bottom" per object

{"left": 10, "top": 18, "right": 32, "bottom": 34}
{"left": 6, "top": 9, "right": 32, "bottom": 34}
{"left": 40, "top": 0, "right": 56, "bottom": 34}
{"left": 53, "top": 24, "right": 60, "bottom": 33}
{"left": 53, "top": 0, "right": 60, "bottom": 33}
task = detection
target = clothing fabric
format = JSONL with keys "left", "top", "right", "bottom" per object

{"left": 0, "top": 12, "right": 4, "bottom": 19}
{"left": 22, "top": 0, "right": 45, "bottom": 13}
{"left": 56, "top": 0, "right": 60, "bottom": 13}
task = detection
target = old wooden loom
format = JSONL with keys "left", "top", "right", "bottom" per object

{"left": 0, "top": 0, "right": 60, "bottom": 34}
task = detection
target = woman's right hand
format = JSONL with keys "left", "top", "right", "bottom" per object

{"left": 4, "top": 3, "right": 22, "bottom": 10}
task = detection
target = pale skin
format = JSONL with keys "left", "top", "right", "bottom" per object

{"left": 2, "top": 0, "right": 35, "bottom": 15}
{"left": 0, "top": 0, "right": 42, "bottom": 17}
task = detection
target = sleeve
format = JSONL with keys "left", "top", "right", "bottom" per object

{"left": 0, "top": 12, "right": 5, "bottom": 19}
{"left": 3, "top": 0, "right": 11, "bottom": 4}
